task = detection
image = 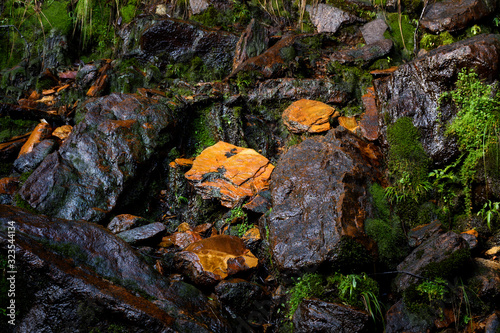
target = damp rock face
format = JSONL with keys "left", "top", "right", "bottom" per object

{"left": 420, "top": 0, "right": 497, "bottom": 33}
{"left": 293, "top": 299, "right": 370, "bottom": 332}
{"left": 266, "top": 128, "right": 383, "bottom": 273}
{"left": 0, "top": 205, "right": 232, "bottom": 331}
{"left": 185, "top": 141, "right": 274, "bottom": 208}
{"left": 306, "top": 3, "right": 363, "bottom": 33}
{"left": 19, "top": 93, "right": 181, "bottom": 222}
{"left": 374, "top": 34, "right": 500, "bottom": 166}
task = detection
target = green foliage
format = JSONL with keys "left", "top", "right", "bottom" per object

{"left": 190, "top": 1, "right": 253, "bottom": 32}
{"left": 286, "top": 273, "right": 324, "bottom": 319}
{"left": 428, "top": 157, "right": 462, "bottom": 222}
{"left": 384, "top": 12, "right": 416, "bottom": 59}
{"left": 420, "top": 31, "right": 455, "bottom": 51}
{"left": 477, "top": 200, "right": 500, "bottom": 230}
{"left": 226, "top": 206, "right": 253, "bottom": 237}
{"left": 366, "top": 184, "right": 409, "bottom": 268}
{"left": 416, "top": 278, "right": 447, "bottom": 303}
{"left": 386, "top": 117, "right": 431, "bottom": 203}
{"left": 120, "top": 3, "right": 137, "bottom": 24}
{"left": 442, "top": 68, "right": 500, "bottom": 214}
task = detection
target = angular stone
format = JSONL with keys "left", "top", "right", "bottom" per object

{"left": 359, "top": 87, "right": 379, "bottom": 141}
{"left": 282, "top": 99, "right": 336, "bottom": 134}
{"left": 330, "top": 39, "right": 393, "bottom": 65}
{"left": 395, "top": 231, "right": 470, "bottom": 292}
{"left": 468, "top": 258, "right": 500, "bottom": 299}
{"left": 0, "top": 177, "right": 19, "bottom": 204}
{"left": 190, "top": 0, "right": 210, "bottom": 15}
{"left": 267, "top": 128, "right": 383, "bottom": 273}
{"left": 407, "top": 220, "right": 443, "bottom": 248}
{"left": 306, "top": 4, "right": 362, "bottom": 33}
{"left": 243, "top": 190, "right": 271, "bottom": 214}
{"left": 420, "top": 0, "right": 497, "bottom": 33}
{"left": 18, "top": 121, "right": 52, "bottom": 157}
{"left": 338, "top": 116, "right": 359, "bottom": 132}
{"left": 185, "top": 141, "right": 274, "bottom": 208}
{"left": 461, "top": 229, "right": 478, "bottom": 249}
{"left": 139, "top": 17, "right": 239, "bottom": 75}
{"left": 361, "top": 18, "right": 388, "bottom": 44}
{"left": 175, "top": 235, "right": 258, "bottom": 286}
{"left": 293, "top": 299, "right": 370, "bottom": 332}
{"left": 117, "top": 222, "right": 166, "bottom": 246}
{"left": 14, "top": 138, "right": 57, "bottom": 173}
{"left": 107, "top": 214, "right": 146, "bottom": 233}
{"left": 374, "top": 34, "right": 500, "bottom": 165}
{"left": 0, "top": 134, "right": 29, "bottom": 162}
{"left": 385, "top": 300, "right": 433, "bottom": 333}
{"left": 159, "top": 230, "right": 202, "bottom": 249}
{"left": 215, "top": 278, "right": 267, "bottom": 317}
{"left": 0, "top": 205, "right": 231, "bottom": 331}
{"left": 18, "top": 93, "right": 180, "bottom": 222}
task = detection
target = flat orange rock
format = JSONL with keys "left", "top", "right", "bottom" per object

{"left": 169, "top": 158, "right": 194, "bottom": 169}
{"left": 338, "top": 116, "right": 359, "bottom": 132}
{"left": 185, "top": 142, "right": 274, "bottom": 208}
{"left": 282, "top": 99, "right": 335, "bottom": 133}
{"left": 52, "top": 125, "right": 73, "bottom": 141}
{"left": 183, "top": 235, "right": 258, "bottom": 279}
{"left": 359, "top": 87, "right": 379, "bottom": 141}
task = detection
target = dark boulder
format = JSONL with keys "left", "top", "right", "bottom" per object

{"left": 420, "top": 0, "right": 497, "bottom": 34}
{"left": 18, "top": 93, "right": 181, "bottom": 222}
{"left": 266, "top": 128, "right": 383, "bottom": 273}
{"left": 215, "top": 278, "right": 267, "bottom": 318}
{"left": 374, "top": 34, "right": 500, "bottom": 165}
{"left": 0, "top": 205, "right": 232, "bottom": 332}
{"left": 139, "top": 17, "right": 239, "bottom": 75}
{"left": 385, "top": 300, "right": 433, "bottom": 333}
{"left": 13, "top": 138, "right": 57, "bottom": 173}
{"left": 330, "top": 39, "right": 393, "bottom": 65}
{"left": 292, "top": 298, "right": 370, "bottom": 333}
{"left": 395, "top": 231, "right": 470, "bottom": 292}
{"left": 107, "top": 214, "right": 148, "bottom": 233}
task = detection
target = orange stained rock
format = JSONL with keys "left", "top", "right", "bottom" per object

{"left": 370, "top": 66, "right": 399, "bottom": 76}
{"left": 185, "top": 142, "right": 274, "bottom": 208}
{"left": 183, "top": 235, "right": 258, "bottom": 279}
{"left": 242, "top": 227, "right": 261, "bottom": 241}
{"left": 28, "top": 90, "right": 41, "bottom": 100}
{"left": 169, "top": 158, "right": 194, "bottom": 169}
{"left": 282, "top": 99, "right": 335, "bottom": 133}
{"left": 359, "top": 87, "right": 379, "bottom": 141}
{"left": 42, "top": 89, "right": 56, "bottom": 95}
{"left": 159, "top": 231, "right": 202, "bottom": 249}
{"left": 57, "top": 84, "right": 71, "bottom": 93}
{"left": 177, "top": 222, "right": 192, "bottom": 232}
{"left": 52, "top": 125, "right": 73, "bottom": 142}
{"left": 338, "top": 116, "right": 359, "bottom": 132}
{"left": 462, "top": 229, "right": 479, "bottom": 237}
{"left": 18, "top": 121, "right": 52, "bottom": 157}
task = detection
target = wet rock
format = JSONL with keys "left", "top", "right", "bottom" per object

{"left": 190, "top": 0, "right": 210, "bottom": 14}
{"left": 292, "top": 298, "right": 370, "bottom": 333}
{"left": 243, "top": 190, "right": 271, "bottom": 214}
{"left": 42, "top": 33, "right": 70, "bottom": 71}
{"left": 76, "top": 63, "right": 98, "bottom": 90}
{"left": 241, "top": 227, "right": 261, "bottom": 251}
{"left": 330, "top": 39, "right": 393, "bottom": 65}
{"left": 461, "top": 229, "right": 479, "bottom": 249}
{"left": 206, "top": 99, "right": 247, "bottom": 147}
{"left": 267, "top": 128, "right": 383, "bottom": 273}
{"left": 174, "top": 235, "right": 258, "bottom": 286}
{"left": 215, "top": 278, "right": 267, "bottom": 317}
{"left": 0, "top": 205, "right": 232, "bottom": 331}
{"left": 282, "top": 99, "right": 336, "bottom": 134}
{"left": 107, "top": 214, "right": 147, "bottom": 233}
{"left": 18, "top": 93, "right": 181, "bottom": 222}
{"left": 420, "top": 0, "right": 497, "bottom": 34}
{"left": 247, "top": 78, "right": 349, "bottom": 105}
{"left": 185, "top": 141, "right": 274, "bottom": 208}
{"left": 233, "top": 18, "right": 269, "bottom": 71}
{"left": 13, "top": 138, "right": 58, "bottom": 173}
{"left": 468, "top": 258, "right": 500, "bottom": 300}
{"left": 485, "top": 312, "right": 500, "bottom": 333}
{"left": 374, "top": 34, "right": 500, "bottom": 165}
{"left": 359, "top": 87, "right": 379, "bottom": 141}
{"left": 338, "top": 116, "right": 359, "bottom": 132}
{"left": 17, "top": 121, "right": 52, "bottom": 157}
{"left": 361, "top": 18, "right": 388, "bottom": 44}
{"left": 306, "top": 4, "right": 363, "bottom": 33}
{"left": 385, "top": 300, "right": 433, "bottom": 333}
{"left": 117, "top": 222, "right": 166, "bottom": 246}
{"left": 140, "top": 18, "right": 239, "bottom": 75}
{"left": 395, "top": 231, "right": 470, "bottom": 292}
{"left": 407, "top": 220, "right": 443, "bottom": 248}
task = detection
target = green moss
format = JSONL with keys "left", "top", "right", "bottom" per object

{"left": 41, "top": 0, "right": 72, "bottom": 35}
{"left": 386, "top": 117, "right": 430, "bottom": 203}
{"left": 420, "top": 31, "right": 455, "bottom": 51}
{"left": 190, "top": 107, "right": 217, "bottom": 156}
{"left": 286, "top": 273, "right": 325, "bottom": 319}
{"left": 190, "top": 1, "right": 254, "bottom": 33}
{"left": 421, "top": 247, "right": 471, "bottom": 280}
{"left": 120, "top": 3, "right": 137, "bottom": 24}
{"left": 0, "top": 117, "right": 38, "bottom": 142}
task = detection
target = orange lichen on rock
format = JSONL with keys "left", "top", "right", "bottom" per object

{"left": 185, "top": 142, "right": 274, "bottom": 208}
{"left": 18, "top": 121, "right": 52, "bottom": 157}
{"left": 52, "top": 125, "right": 73, "bottom": 142}
{"left": 282, "top": 99, "right": 336, "bottom": 134}
{"left": 338, "top": 116, "right": 359, "bottom": 132}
